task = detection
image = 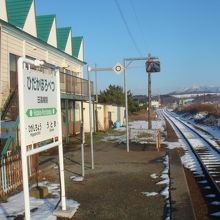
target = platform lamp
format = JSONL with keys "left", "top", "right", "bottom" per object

{"left": 145, "top": 54, "right": 160, "bottom": 129}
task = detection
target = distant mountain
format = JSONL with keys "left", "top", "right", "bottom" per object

{"left": 134, "top": 95, "right": 147, "bottom": 102}
{"left": 170, "top": 85, "right": 220, "bottom": 95}
{"left": 134, "top": 95, "right": 160, "bottom": 101}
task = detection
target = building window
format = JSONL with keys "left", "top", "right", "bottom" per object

{"left": 9, "top": 53, "right": 19, "bottom": 91}
{"left": 60, "top": 72, "right": 64, "bottom": 83}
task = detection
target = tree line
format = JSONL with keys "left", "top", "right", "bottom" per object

{"left": 98, "top": 85, "right": 140, "bottom": 113}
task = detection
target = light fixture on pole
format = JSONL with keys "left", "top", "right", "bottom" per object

{"left": 87, "top": 65, "right": 94, "bottom": 169}
{"left": 145, "top": 54, "right": 160, "bottom": 130}
{"left": 87, "top": 63, "right": 123, "bottom": 169}
{"left": 123, "top": 56, "right": 149, "bottom": 152}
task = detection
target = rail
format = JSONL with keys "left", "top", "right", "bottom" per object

{"left": 167, "top": 111, "right": 220, "bottom": 154}
{"left": 162, "top": 110, "right": 220, "bottom": 216}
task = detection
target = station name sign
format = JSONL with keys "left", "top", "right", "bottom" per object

{"left": 22, "top": 69, "right": 59, "bottom": 145}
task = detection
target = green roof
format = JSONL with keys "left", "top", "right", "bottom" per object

{"left": 57, "top": 27, "right": 71, "bottom": 51}
{"left": 36, "top": 15, "right": 55, "bottom": 42}
{"left": 72, "top": 36, "right": 83, "bottom": 58}
{"left": 6, "top": 0, "right": 32, "bottom": 28}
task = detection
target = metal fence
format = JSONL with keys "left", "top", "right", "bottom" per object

{"left": 60, "top": 72, "right": 93, "bottom": 96}
{"left": 0, "top": 151, "right": 38, "bottom": 196}
{"left": 0, "top": 151, "right": 22, "bottom": 196}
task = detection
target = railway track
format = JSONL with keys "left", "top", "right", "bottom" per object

{"left": 161, "top": 109, "right": 220, "bottom": 218}
{"left": 167, "top": 111, "right": 220, "bottom": 153}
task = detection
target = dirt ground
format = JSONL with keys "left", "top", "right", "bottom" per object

{"left": 41, "top": 141, "right": 167, "bottom": 220}
{"left": 129, "top": 109, "right": 157, "bottom": 121}
{"left": 9, "top": 110, "right": 210, "bottom": 219}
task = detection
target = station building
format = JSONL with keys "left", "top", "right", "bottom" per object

{"left": 0, "top": 0, "right": 125, "bottom": 153}
{"left": 0, "top": 0, "right": 93, "bottom": 148}
{"left": 0, "top": 0, "right": 126, "bottom": 196}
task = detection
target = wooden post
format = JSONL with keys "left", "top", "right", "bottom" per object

{"left": 156, "top": 129, "right": 161, "bottom": 151}
{"left": 129, "top": 128, "right": 131, "bottom": 141}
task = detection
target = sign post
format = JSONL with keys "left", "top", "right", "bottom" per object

{"left": 18, "top": 57, "right": 66, "bottom": 220}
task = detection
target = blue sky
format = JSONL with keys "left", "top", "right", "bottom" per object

{"left": 35, "top": 0, "right": 220, "bottom": 95}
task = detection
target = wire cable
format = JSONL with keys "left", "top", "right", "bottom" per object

{"left": 129, "top": 0, "right": 145, "bottom": 42}
{"left": 114, "top": 0, "right": 143, "bottom": 56}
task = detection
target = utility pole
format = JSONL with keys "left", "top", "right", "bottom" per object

{"left": 146, "top": 54, "right": 160, "bottom": 130}
{"left": 148, "top": 72, "right": 152, "bottom": 129}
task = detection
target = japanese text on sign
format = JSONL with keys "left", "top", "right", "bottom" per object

{"left": 22, "top": 69, "right": 59, "bottom": 145}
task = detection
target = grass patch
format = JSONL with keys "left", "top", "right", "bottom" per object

{"left": 85, "top": 129, "right": 126, "bottom": 144}
{"left": 0, "top": 194, "right": 8, "bottom": 203}
{"left": 175, "top": 103, "right": 220, "bottom": 117}
{"left": 137, "top": 132, "right": 152, "bottom": 138}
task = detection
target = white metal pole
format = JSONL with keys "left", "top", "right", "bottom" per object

{"left": 80, "top": 121, "right": 85, "bottom": 177}
{"left": 80, "top": 102, "right": 85, "bottom": 176}
{"left": 88, "top": 66, "right": 94, "bottom": 169}
{"left": 56, "top": 68, "right": 67, "bottom": 210}
{"left": 124, "top": 59, "right": 129, "bottom": 152}
{"left": 2, "top": 159, "right": 6, "bottom": 192}
{"left": 95, "top": 64, "right": 98, "bottom": 132}
{"left": 81, "top": 142, "right": 85, "bottom": 176}
{"left": 95, "top": 64, "right": 98, "bottom": 103}
{"left": 18, "top": 57, "right": 31, "bottom": 220}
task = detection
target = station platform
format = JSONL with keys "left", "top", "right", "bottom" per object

{"left": 169, "top": 148, "right": 196, "bottom": 220}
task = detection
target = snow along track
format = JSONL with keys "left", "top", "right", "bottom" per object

{"left": 168, "top": 111, "right": 220, "bottom": 152}
{"left": 161, "top": 109, "right": 220, "bottom": 217}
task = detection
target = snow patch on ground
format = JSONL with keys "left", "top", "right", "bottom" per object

{"left": 165, "top": 141, "right": 182, "bottom": 150}
{"left": 70, "top": 176, "right": 84, "bottom": 182}
{"left": 159, "top": 155, "right": 170, "bottom": 198}
{"left": 129, "top": 120, "right": 165, "bottom": 131}
{"left": 194, "top": 112, "right": 208, "bottom": 120}
{"left": 0, "top": 181, "right": 80, "bottom": 220}
{"left": 150, "top": 173, "right": 158, "bottom": 179}
{"left": 178, "top": 112, "right": 220, "bottom": 140}
{"left": 160, "top": 155, "right": 171, "bottom": 219}
{"left": 142, "top": 192, "right": 158, "bottom": 197}
{"left": 211, "top": 201, "right": 220, "bottom": 205}
{"left": 142, "top": 153, "right": 171, "bottom": 220}
{"left": 102, "top": 120, "right": 165, "bottom": 145}
{"left": 181, "top": 151, "right": 203, "bottom": 175}
{"left": 102, "top": 135, "right": 126, "bottom": 144}
{"left": 160, "top": 186, "right": 169, "bottom": 199}
{"left": 210, "top": 211, "right": 220, "bottom": 217}
{"left": 142, "top": 154, "right": 171, "bottom": 220}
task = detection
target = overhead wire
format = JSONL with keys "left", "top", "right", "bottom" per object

{"left": 129, "top": 0, "right": 145, "bottom": 42}
{"left": 114, "top": 0, "right": 143, "bottom": 56}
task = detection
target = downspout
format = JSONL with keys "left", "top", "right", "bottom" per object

{"left": 73, "top": 101, "right": 76, "bottom": 135}
{"left": 65, "top": 99, "right": 69, "bottom": 143}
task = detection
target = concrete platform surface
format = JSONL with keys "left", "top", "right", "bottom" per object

{"left": 53, "top": 206, "right": 78, "bottom": 219}
{"left": 169, "top": 149, "right": 196, "bottom": 220}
